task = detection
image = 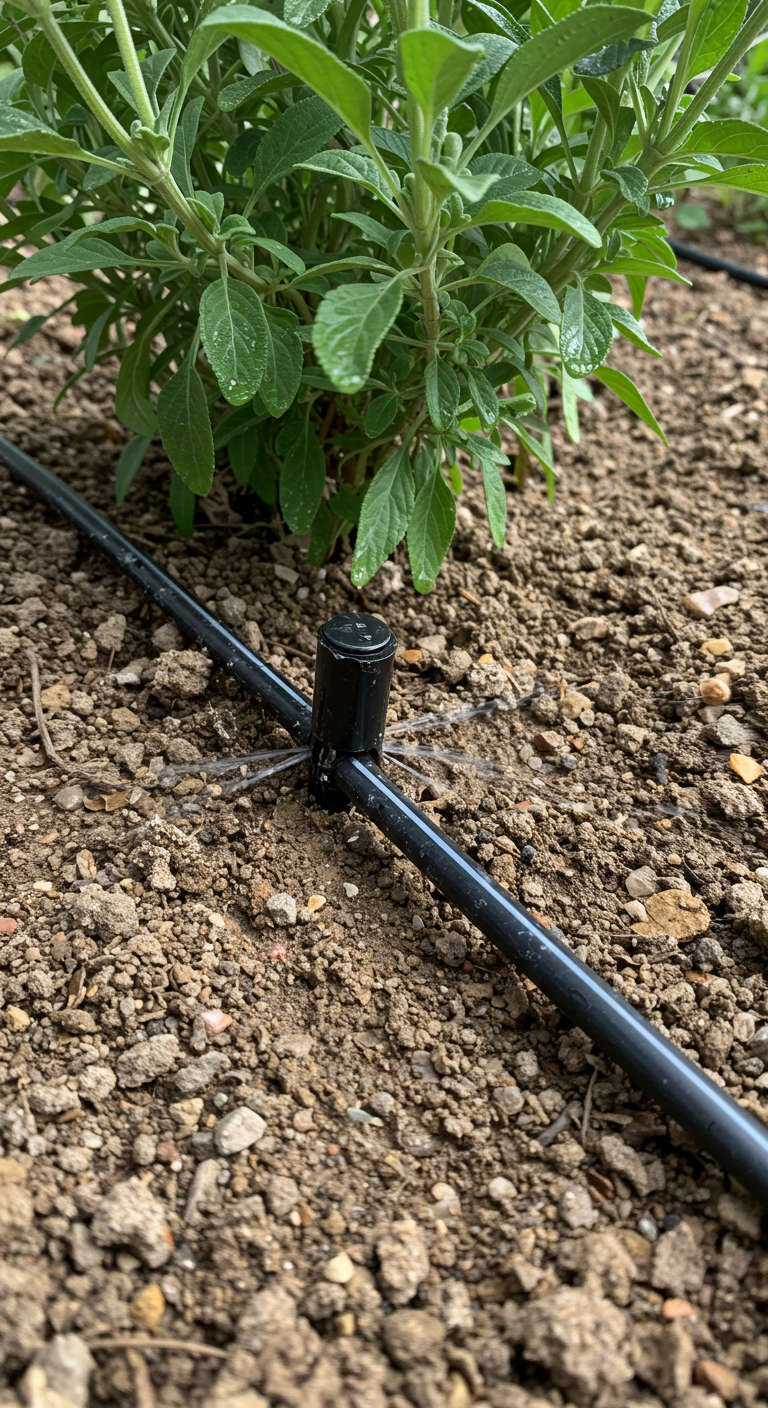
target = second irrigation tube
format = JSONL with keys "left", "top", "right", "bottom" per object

{"left": 3, "top": 433, "right": 768, "bottom": 1207}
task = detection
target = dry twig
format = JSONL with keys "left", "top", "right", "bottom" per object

{"left": 87, "top": 1337, "right": 228, "bottom": 1359}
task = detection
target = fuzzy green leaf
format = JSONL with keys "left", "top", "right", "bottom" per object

{"left": 365, "top": 392, "right": 399, "bottom": 437}
{"left": 416, "top": 158, "right": 498, "bottom": 203}
{"left": 593, "top": 364, "right": 667, "bottom": 442}
{"left": 157, "top": 357, "right": 215, "bottom": 496}
{"left": 260, "top": 307, "right": 303, "bottom": 417}
{"left": 408, "top": 469, "right": 456, "bottom": 592}
{"left": 467, "top": 192, "right": 602, "bottom": 247}
{"left": 351, "top": 445, "right": 415, "bottom": 586}
{"left": 677, "top": 119, "right": 768, "bottom": 164}
{"left": 687, "top": 0, "right": 746, "bottom": 81}
{"left": 481, "top": 458, "right": 507, "bottom": 548}
{"left": 115, "top": 436, "right": 151, "bottom": 505}
{"left": 115, "top": 335, "right": 156, "bottom": 438}
{"left": 244, "top": 96, "right": 342, "bottom": 194}
{"left": 199, "top": 278, "right": 268, "bottom": 406}
{"left": 608, "top": 303, "right": 661, "bottom": 357}
{"left": 399, "top": 28, "right": 483, "bottom": 126}
{"left": 0, "top": 104, "right": 94, "bottom": 160}
{"left": 277, "top": 419, "right": 326, "bottom": 533}
{"left": 560, "top": 284, "right": 613, "bottom": 377}
{"left": 299, "top": 148, "right": 390, "bottom": 199}
{"left": 313, "top": 278, "right": 403, "bottom": 394}
{"left": 425, "top": 358, "right": 461, "bottom": 431}
{"left": 466, "top": 367, "right": 499, "bottom": 426}
{"left": 5, "top": 235, "right": 135, "bottom": 286}
{"left": 201, "top": 6, "right": 372, "bottom": 143}
{"left": 487, "top": 6, "right": 650, "bottom": 131}
{"left": 478, "top": 256, "right": 561, "bottom": 322}
{"left": 285, "top": 0, "right": 333, "bottom": 22}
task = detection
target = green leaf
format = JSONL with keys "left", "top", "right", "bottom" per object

{"left": 0, "top": 104, "right": 94, "bottom": 160}
{"left": 467, "top": 192, "right": 602, "bottom": 247}
{"left": 243, "top": 96, "right": 342, "bottom": 194}
{"left": 477, "top": 256, "right": 561, "bottom": 322}
{"left": 171, "top": 97, "right": 203, "bottom": 196}
{"left": 426, "top": 358, "right": 461, "bottom": 431}
{"left": 466, "top": 368, "right": 499, "bottom": 427}
{"left": 572, "top": 37, "right": 654, "bottom": 77}
{"left": 157, "top": 357, "right": 215, "bottom": 496}
{"left": 608, "top": 302, "right": 661, "bottom": 357}
{"left": 277, "top": 419, "right": 326, "bottom": 534}
{"left": 399, "top": 28, "right": 483, "bottom": 128}
{"left": 690, "top": 163, "right": 768, "bottom": 195}
{"left": 455, "top": 31, "right": 517, "bottom": 102}
{"left": 481, "top": 458, "right": 507, "bottom": 548}
{"left": 560, "top": 284, "right": 613, "bottom": 377}
{"left": 593, "top": 364, "right": 666, "bottom": 442}
{"left": 285, "top": 0, "right": 333, "bottom": 22}
{"left": 687, "top": 0, "right": 746, "bottom": 81}
{"left": 415, "top": 158, "right": 498, "bottom": 203}
{"left": 201, "top": 5, "right": 372, "bottom": 143}
{"left": 260, "top": 306, "right": 303, "bottom": 417}
{"left": 677, "top": 119, "right": 768, "bottom": 164}
{"left": 487, "top": 6, "right": 651, "bottom": 131}
{"left": 169, "top": 472, "right": 196, "bottom": 536}
{"left": 4, "top": 234, "right": 135, "bottom": 287}
{"left": 351, "top": 444, "right": 415, "bottom": 586}
{"left": 299, "top": 148, "right": 390, "bottom": 200}
{"left": 407, "top": 469, "right": 456, "bottom": 592}
{"left": 199, "top": 278, "right": 268, "bottom": 406}
{"left": 115, "top": 335, "right": 156, "bottom": 438}
{"left": 365, "top": 392, "right": 399, "bottom": 437}
{"left": 600, "top": 255, "right": 690, "bottom": 282}
{"left": 115, "top": 436, "right": 151, "bottom": 504}
{"left": 307, "top": 501, "right": 338, "bottom": 567}
{"left": 603, "top": 165, "right": 648, "bottom": 204}
{"left": 313, "top": 278, "right": 403, "bottom": 394}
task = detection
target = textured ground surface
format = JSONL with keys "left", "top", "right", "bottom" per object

{"left": 1, "top": 242, "right": 767, "bottom": 1408}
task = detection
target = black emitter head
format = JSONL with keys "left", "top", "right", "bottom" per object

{"left": 309, "top": 613, "right": 397, "bottom": 806}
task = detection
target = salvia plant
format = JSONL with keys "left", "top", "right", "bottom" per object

{"left": 1, "top": 0, "right": 768, "bottom": 589}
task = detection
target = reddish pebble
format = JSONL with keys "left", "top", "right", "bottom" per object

{"left": 0, "top": 917, "right": 18, "bottom": 935}
{"left": 201, "top": 1009, "right": 232, "bottom": 1037}
{"left": 270, "top": 943, "right": 287, "bottom": 961}
{"left": 156, "top": 1139, "right": 181, "bottom": 1164}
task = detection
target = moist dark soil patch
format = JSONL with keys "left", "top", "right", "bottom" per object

{"left": 1, "top": 248, "right": 767, "bottom": 1408}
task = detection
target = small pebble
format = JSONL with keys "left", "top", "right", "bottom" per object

{"left": 488, "top": 1176, "right": 516, "bottom": 1204}
{"left": 730, "top": 753, "right": 764, "bottom": 784}
{"left": 521, "top": 845, "right": 536, "bottom": 864}
{"left": 343, "top": 882, "right": 359, "bottom": 899}
{"left": 684, "top": 585, "right": 740, "bottom": 617}
{"left": 214, "top": 1107, "right": 266, "bottom": 1155}
{"left": 701, "top": 637, "right": 732, "bottom": 656}
{"left": 625, "top": 865, "right": 658, "bottom": 898}
{"left": 266, "top": 892, "right": 297, "bottom": 926}
{"left": 324, "top": 1251, "right": 355, "bottom": 1284}
{"left": 700, "top": 675, "right": 731, "bottom": 704}
{"left": 638, "top": 1214, "right": 659, "bottom": 1242}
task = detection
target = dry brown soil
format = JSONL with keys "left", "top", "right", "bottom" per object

{"left": 1, "top": 244, "right": 768, "bottom": 1408}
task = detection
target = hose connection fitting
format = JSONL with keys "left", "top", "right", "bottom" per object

{"left": 309, "top": 613, "right": 397, "bottom": 808}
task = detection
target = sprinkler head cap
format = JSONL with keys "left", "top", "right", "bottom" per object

{"left": 310, "top": 613, "right": 397, "bottom": 805}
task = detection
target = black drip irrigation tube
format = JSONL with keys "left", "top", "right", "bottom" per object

{"left": 669, "top": 237, "right": 768, "bottom": 290}
{"left": 3, "top": 433, "right": 768, "bottom": 1207}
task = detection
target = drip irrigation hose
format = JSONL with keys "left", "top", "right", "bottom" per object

{"left": 669, "top": 238, "right": 768, "bottom": 290}
{"left": 3, "top": 434, "right": 768, "bottom": 1207}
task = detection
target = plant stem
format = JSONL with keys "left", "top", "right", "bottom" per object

{"left": 33, "top": 2, "right": 134, "bottom": 151}
{"left": 664, "top": 0, "right": 768, "bottom": 149}
{"left": 105, "top": 0, "right": 156, "bottom": 125}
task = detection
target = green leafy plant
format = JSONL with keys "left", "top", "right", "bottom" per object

{"left": 2, "top": 0, "right": 768, "bottom": 589}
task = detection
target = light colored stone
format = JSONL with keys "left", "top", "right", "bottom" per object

{"left": 116, "top": 1034, "right": 179, "bottom": 1088}
{"left": 5, "top": 1006, "right": 30, "bottom": 1032}
{"left": 266, "top": 892, "right": 297, "bottom": 926}
{"left": 71, "top": 883, "right": 138, "bottom": 938}
{"left": 324, "top": 1252, "right": 355, "bottom": 1284}
{"left": 132, "top": 1282, "right": 166, "bottom": 1331}
{"left": 625, "top": 866, "right": 658, "bottom": 898}
{"left": 91, "top": 1178, "right": 173, "bottom": 1268}
{"left": 214, "top": 1106, "right": 266, "bottom": 1155}
{"left": 700, "top": 637, "right": 732, "bottom": 656}
{"left": 632, "top": 889, "right": 710, "bottom": 941}
{"left": 684, "top": 586, "right": 740, "bottom": 618}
